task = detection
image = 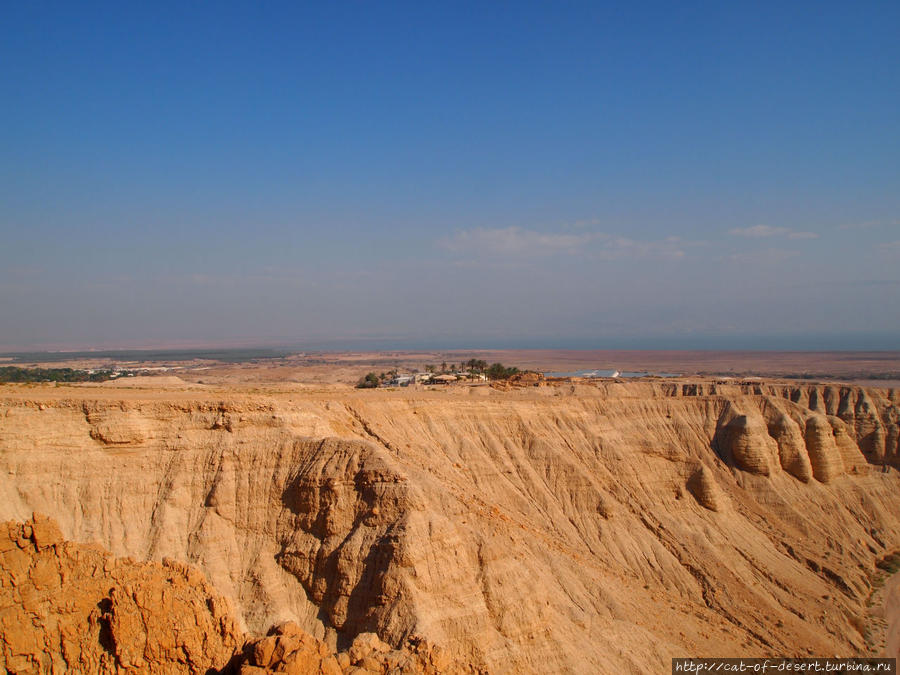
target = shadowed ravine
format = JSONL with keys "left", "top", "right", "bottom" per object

{"left": 1, "top": 381, "right": 899, "bottom": 673}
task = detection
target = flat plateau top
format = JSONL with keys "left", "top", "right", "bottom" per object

{"left": 0, "top": 377, "right": 896, "bottom": 407}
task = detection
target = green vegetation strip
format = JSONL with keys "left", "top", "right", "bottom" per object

{"left": 0, "top": 366, "right": 130, "bottom": 383}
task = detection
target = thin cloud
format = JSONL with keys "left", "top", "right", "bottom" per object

{"left": 440, "top": 227, "right": 691, "bottom": 260}
{"left": 726, "top": 248, "right": 800, "bottom": 264}
{"left": 440, "top": 227, "right": 597, "bottom": 256}
{"left": 591, "top": 235, "right": 687, "bottom": 261}
{"left": 729, "top": 225, "right": 818, "bottom": 240}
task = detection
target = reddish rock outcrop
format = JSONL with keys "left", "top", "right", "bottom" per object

{"left": 489, "top": 371, "right": 545, "bottom": 390}
{"left": 235, "top": 624, "right": 473, "bottom": 675}
{"left": 0, "top": 515, "right": 480, "bottom": 675}
{"left": 0, "top": 514, "right": 243, "bottom": 674}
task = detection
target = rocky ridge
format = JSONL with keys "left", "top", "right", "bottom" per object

{"left": 0, "top": 514, "right": 474, "bottom": 674}
{"left": 0, "top": 514, "right": 242, "bottom": 673}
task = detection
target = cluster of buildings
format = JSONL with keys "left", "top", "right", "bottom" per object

{"left": 386, "top": 371, "right": 487, "bottom": 387}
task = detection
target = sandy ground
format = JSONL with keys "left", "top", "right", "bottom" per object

{"left": 863, "top": 558, "right": 900, "bottom": 658}
{"left": 883, "top": 569, "right": 900, "bottom": 658}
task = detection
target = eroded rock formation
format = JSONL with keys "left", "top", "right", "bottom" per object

{"left": 803, "top": 414, "right": 845, "bottom": 483}
{"left": 716, "top": 412, "right": 778, "bottom": 475}
{"left": 686, "top": 464, "right": 724, "bottom": 512}
{"left": 1, "top": 381, "right": 899, "bottom": 672}
{"left": 0, "top": 515, "right": 477, "bottom": 674}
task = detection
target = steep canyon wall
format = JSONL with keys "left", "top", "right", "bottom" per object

{"left": 0, "top": 382, "right": 898, "bottom": 673}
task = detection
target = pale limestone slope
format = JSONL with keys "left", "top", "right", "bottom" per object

{"left": 0, "top": 382, "right": 899, "bottom": 673}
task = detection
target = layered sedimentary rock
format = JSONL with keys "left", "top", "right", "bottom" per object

{"left": 804, "top": 414, "right": 845, "bottom": 483}
{"left": 715, "top": 412, "right": 778, "bottom": 475}
{"left": 764, "top": 411, "right": 813, "bottom": 482}
{"left": 783, "top": 384, "right": 900, "bottom": 466}
{"left": 830, "top": 415, "right": 869, "bottom": 474}
{"left": 1, "top": 381, "right": 899, "bottom": 673}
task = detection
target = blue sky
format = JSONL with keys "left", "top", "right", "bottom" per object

{"left": 1, "top": 1, "right": 898, "bottom": 350}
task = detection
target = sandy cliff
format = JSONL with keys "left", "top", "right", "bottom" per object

{"left": 1, "top": 381, "right": 899, "bottom": 673}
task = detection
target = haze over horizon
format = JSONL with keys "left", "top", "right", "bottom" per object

{"left": 2, "top": 1, "right": 899, "bottom": 351}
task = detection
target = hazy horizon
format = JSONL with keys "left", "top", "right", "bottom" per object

{"left": 3, "top": 332, "right": 900, "bottom": 355}
{"left": 2, "top": 2, "right": 898, "bottom": 351}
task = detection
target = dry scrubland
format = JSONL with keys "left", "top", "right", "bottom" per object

{"left": 1, "top": 374, "right": 900, "bottom": 673}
